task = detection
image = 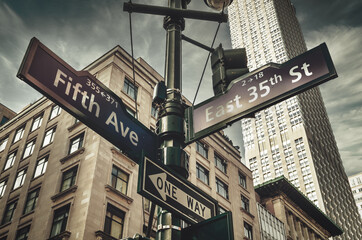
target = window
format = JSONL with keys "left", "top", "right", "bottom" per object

{"left": 244, "top": 222, "right": 253, "bottom": 240}
{"left": 33, "top": 156, "right": 48, "bottom": 178}
{"left": 60, "top": 166, "right": 78, "bottom": 192}
{"left": 196, "top": 163, "right": 209, "bottom": 185}
{"left": 104, "top": 204, "right": 125, "bottom": 239}
{"left": 216, "top": 178, "right": 229, "bottom": 199}
{"left": 4, "top": 150, "right": 17, "bottom": 171}
{"left": 13, "top": 168, "right": 27, "bottom": 189}
{"left": 111, "top": 166, "right": 129, "bottom": 195}
{"left": 0, "top": 137, "right": 8, "bottom": 152}
{"left": 151, "top": 104, "right": 158, "bottom": 118}
{"left": 31, "top": 114, "right": 43, "bottom": 132}
{"left": 122, "top": 78, "right": 138, "bottom": 100}
{"left": 16, "top": 225, "right": 30, "bottom": 240}
{"left": 42, "top": 127, "right": 56, "bottom": 147}
{"left": 143, "top": 198, "right": 152, "bottom": 212}
{"left": 23, "top": 188, "right": 40, "bottom": 214}
{"left": 215, "top": 154, "right": 227, "bottom": 174}
{"left": 22, "top": 140, "right": 36, "bottom": 159}
{"left": 239, "top": 172, "right": 247, "bottom": 189}
{"left": 50, "top": 204, "right": 70, "bottom": 237}
{"left": 68, "top": 133, "right": 84, "bottom": 154}
{"left": 126, "top": 107, "right": 136, "bottom": 118}
{"left": 241, "top": 195, "right": 250, "bottom": 212}
{"left": 196, "top": 141, "right": 208, "bottom": 159}
{"left": 0, "top": 179, "right": 7, "bottom": 197}
{"left": 219, "top": 206, "right": 227, "bottom": 214}
{"left": 13, "top": 126, "right": 25, "bottom": 143}
{"left": 2, "top": 201, "right": 17, "bottom": 224}
{"left": 49, "top": 105, "right": 61, "bottom": 120}
{"left": 1, "top": 116, "right": 9, "bottom": 125}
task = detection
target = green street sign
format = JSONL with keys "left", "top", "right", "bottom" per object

{"left": 185, "top": 43, "right": 337, "bottom": 144}
{"left": 181, "top": 211, "right": 234, "bottom": 240}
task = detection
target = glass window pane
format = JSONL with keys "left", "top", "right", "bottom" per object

{"left": 122, "top": 78, "right": 138, "bottom": 100}
{"left": 2, "top": 201, "right": 17, "bottom": 224}
{"left": 13, "top": 169, "right": 26, "bottom": 189}
{"left": 34, "top": 157, "right": 48, "bottom": 178}
{"left": 50, "top": 205, "right": 69, "bottom": 237}
{"left": 42, "top": 128, "right": 55, "bottom": 147}
{"left": 13, "top": 127, "right": 25, "bottom": 143}
{"left": 60, "top": 167, "right": 77, "bottom": 192}
{"left": 111, "top": 166, "right": 129, "bottom": 195}
{"left": 0, "top": 180, "right": 7, "bottom": 197}
{"left": 4, "top": 151, "right": 17, "bottom": 170}
{"left": 111, "top": 221, "right": 123, "bottom": 238}
{"left": 31, "top": 115, "right": 43, "bottom": 132}
{"left": 104, "top": 204, "right": 125, "bottom": 239}
{"left": 23, "top": 140, "right": 35, "bottom": 159}
{"left": 50, "top": 105, "right": 61, "bottom": 120}
{"left": 69, "top": 133, "right": 84, "bottom": 154}
{"left": 16, "top": 225, "right": 30, "bottom": 240}
{"left": 0, "top": 137, "right": 8, "bottom": 152}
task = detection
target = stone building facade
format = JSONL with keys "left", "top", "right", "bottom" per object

{"left": 255, "top": 176, "right": 343, "bottom": 240}
{"left": 0, "top": 45, "right": 259, "bottom": 239}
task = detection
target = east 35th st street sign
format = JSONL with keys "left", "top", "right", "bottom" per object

{"left": 185, "top": 43, "right": 337, "bottom": 143}
{"left": 138, "top": 157, "right": 218, "bottom": 224}
{"left": 17, "top": 38, "right": 158, "bottom": 162}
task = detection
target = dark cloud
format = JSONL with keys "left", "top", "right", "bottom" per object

{"left": 293, "top": 0, "right": 362, "bottom": 32}
{"left": 0, "top": 0, "right": 361, "bottom": 176}
{"left": 305, "top": 24, "right": 362, "bottom": 176}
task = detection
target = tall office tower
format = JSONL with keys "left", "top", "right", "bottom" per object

{"left": 228, "top": 0, "right": 362, "bottom": 239}
{"left": 0, "top": 45, "right": 260, "bottom": 239}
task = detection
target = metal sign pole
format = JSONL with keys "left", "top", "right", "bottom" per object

{"left": 157, "top": 0, "right": 189, "bottom": 239}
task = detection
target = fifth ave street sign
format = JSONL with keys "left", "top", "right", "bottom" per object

{"left": 185, "top": 43, "right": 337, "bottom": 143}
{"left": 138, "top": 157, "right": 218, "bottom": 223}
{"left": 17, "top": 38, "right": 158, "bottom": 162}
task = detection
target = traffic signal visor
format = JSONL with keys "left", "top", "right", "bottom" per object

{"left": 211, "top": 44, "right": 249, "bottom": 95}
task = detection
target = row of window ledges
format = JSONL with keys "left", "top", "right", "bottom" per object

{"left": 0, "top": 164, "right": 76, "bottom": 239}
{"left": 0, "top": 105, "right": 64, "bottom": 201}
{"left": 0, "top": 129, "right": 84, "bottom": 197}
{"left": 0, "top": 200, "right": 128, "bottom": 239}
{"left": 0, "top": 126, "right": 85, "bottom": 236}
{"left": 0, "top": 105, "right": 62, "bottom": 153}
{"left": 0, "top": 160, "right": 144, "bottom": 240}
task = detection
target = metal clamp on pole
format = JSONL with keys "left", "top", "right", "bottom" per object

{"left": 157, "top": 225, "right": 182, "bottom": 231}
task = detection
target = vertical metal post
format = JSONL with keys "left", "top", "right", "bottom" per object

{"left": 156, "top": 0, "right": 189, "bottom": 239}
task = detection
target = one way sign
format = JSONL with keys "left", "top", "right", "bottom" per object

{"left": 138, "top": 157, "right": 218, "bottom": 223}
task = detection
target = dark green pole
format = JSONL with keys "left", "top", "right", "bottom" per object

{"left": 156, "top": 0, "right": 190, "bottom": 239}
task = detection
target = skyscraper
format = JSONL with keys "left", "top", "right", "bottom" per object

{"left": 228, "top": 0, "right": 362, "bottom": 239}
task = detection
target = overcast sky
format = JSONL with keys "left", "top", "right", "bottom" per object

{"left": 0, "top": 0, "right": 361, "bottom": 176}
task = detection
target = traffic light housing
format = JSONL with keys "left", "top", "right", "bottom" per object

{"left": 211, "top": 43, "right": 249, "bottom": 95}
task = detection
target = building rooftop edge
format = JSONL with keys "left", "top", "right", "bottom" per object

{"left": 0, "top": 96, "right": 48, "bottom": 133}
{"left": 0, "top": 103, "right": 17, "bottom": 115}
{"left": 83, "top": 45, "right": 163, "bottom": 83}
{"left": 254, "top": 176, "right": 343, "bottom": 236}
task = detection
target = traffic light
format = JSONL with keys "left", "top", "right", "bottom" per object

{"left": 211, "top": 43, "right": 249, "bottom": 95}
